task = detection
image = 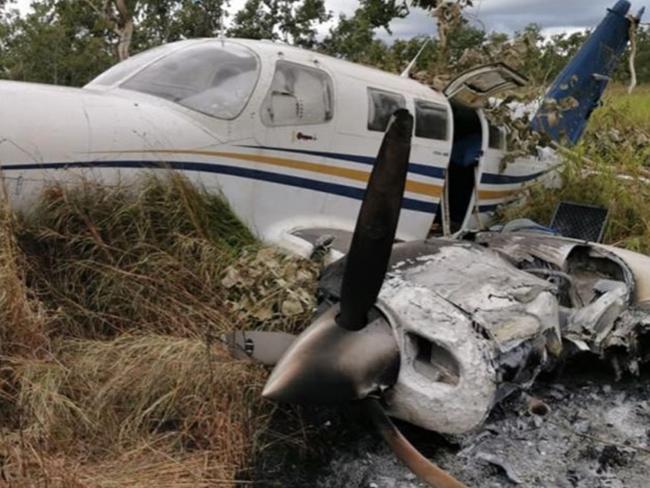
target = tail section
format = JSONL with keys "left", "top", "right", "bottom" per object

{"left": 531, "top": 0, "right": 643, "bottom": 145}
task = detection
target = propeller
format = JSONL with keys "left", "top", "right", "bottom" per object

{"left": 337, "top": 108, "right": 414, "bottom": 331}
{"left": 262, "top": 109, "right": 412, "bottom": 404}
{"left": 261, "top": 109, "right": 468, "bottom": 488}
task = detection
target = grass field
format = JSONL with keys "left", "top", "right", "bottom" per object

{"left": 600, "top": 84, "right": 650, "bottom": 131}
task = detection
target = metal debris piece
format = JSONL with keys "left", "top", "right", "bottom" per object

{"left": 475, "top": 451, "right": 523, "bottom": 484}
{"left": 527, "top": 397, "right": 551, "bottom": 417}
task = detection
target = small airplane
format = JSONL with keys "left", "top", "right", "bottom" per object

{"left": 0, "top": 2, "right": 641, "bottom": 257}
{"left": 0, "top": 1, "right": 647, "bottom": 487}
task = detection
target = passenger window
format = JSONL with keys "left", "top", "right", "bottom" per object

{"left": 488, "top": 123, "right": 506, "bottom": 150}
{"left": 414, "top": 100, "right": 448, "bottom": 140}
{"left": 261, "top": 61, "right": 334, "bottom": 126}
{"left": 368, "top": 88, "right": 406, "bottom": 132}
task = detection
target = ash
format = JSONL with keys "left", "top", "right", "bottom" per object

{"left": 258, "top": 358, "right": 650, "bottom": 487}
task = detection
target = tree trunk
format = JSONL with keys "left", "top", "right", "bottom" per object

{"left": 117, "top": 17, "right": 134, "bottom": 60}
{"left": 114, "top": 0, "right": 134, "bottom": 60}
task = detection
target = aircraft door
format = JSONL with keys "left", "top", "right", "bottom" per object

{"left": 438, "top": 64, "right": 526, "bottom": 233}
{"left": 247, "top": 58, "right": 337, "bottom": 245}
{"left": 442, "top": 102, "right": 484, "bottom": 232}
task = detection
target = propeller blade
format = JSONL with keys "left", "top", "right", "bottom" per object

{"left": 338, "top": 109, "right": 413, "bottom": 331}
{"left": 262, "top": 305, "right": 399, "bottom": 404}
{"left": 365, "top": 399, "right": 468, "bottom": 488}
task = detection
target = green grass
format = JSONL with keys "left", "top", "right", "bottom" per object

{"left": 500, "top": 84, "right": 650, "bottom": 254}
{"left": 598, "top": 84, "right": 650, "bottom": 131}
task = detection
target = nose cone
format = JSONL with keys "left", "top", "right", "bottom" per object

{"left": 262, "top": 306, "right": 400, "bottom": 405}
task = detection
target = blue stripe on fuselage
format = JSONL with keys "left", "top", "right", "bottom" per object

{"left": 480, "top": 171, "right": 546, "bottom": 184}
{"left": 0, "top": 160, "right": 438, "bottom": 213}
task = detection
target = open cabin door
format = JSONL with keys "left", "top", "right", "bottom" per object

{"left": 439, "top": 64, "right": 527, "bottom": 233}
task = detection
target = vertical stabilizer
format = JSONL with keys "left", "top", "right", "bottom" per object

{"left": 531, "top": 0, "right": 639, "bottom": 144}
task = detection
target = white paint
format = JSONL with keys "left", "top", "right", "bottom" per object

{"left": 0, "top": 39, "right": 450, "bottom": 247}
{"left": 380, "top": 283, "right": 498, "bottom": 434}
{"left": 377, "top": 243, "right": 562, "bottom": 434}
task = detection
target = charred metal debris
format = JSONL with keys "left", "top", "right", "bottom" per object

{"left": 315, "top": 231, "right": 650, "bottom": 436}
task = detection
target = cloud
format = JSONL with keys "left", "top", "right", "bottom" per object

{"left": 9, "top": 0, "right": 649, "bottom": 39}
{"left": 381, "top": 0, "right": 649, "bottom": 40}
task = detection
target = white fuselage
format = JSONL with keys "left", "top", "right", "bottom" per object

{"left": 0, "top": 38, "right": 552, "bottom": 255}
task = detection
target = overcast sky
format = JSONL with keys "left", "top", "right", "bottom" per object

{"left": 10, "top": 0, "right": 650, "bottom": 39}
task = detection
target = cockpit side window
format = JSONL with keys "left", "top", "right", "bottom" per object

{"left": 367, "top": 88, "right": 406, "bottom": 132}
{"left": 261, "top": 61, "right": 334, "bottom": 127}
{"left": 414, "top": 99, "right": 448, "bottom": 141}
{"left": 120, "top": 42, "right": 260, "bottom": 120}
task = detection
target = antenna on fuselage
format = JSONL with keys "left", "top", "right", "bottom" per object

{"left": 400, "top": 38, "right": 432, "bottom": 78}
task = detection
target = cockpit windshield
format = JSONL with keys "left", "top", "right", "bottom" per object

{"left": 88, "top": 43, "right": 183, "bottom": 88}
{"left": 90, "top": 41, "right": 260, "bottom": 120}
{"left": 86, "top": 41, "right": 259, "bottom": 119}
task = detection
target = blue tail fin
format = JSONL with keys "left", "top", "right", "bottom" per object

{"left": 531, "top": 0, "right": 642, "bottom": 145}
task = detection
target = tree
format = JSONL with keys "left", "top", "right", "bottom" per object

{"left": 0, "top": 0, "right": 113, "bottom": 85}
{"left": 411, "top": 0, "right": 473, "bottom": 66}
{"left": 228, "top": 0, "right": 330, "bottom": 48}
{"left": 228, "top": 0, "right": 278, "bottom": 40}
{"left": 446, "top": 22, "right": 484, "bottom": 64}
{"left": 0, "top": 0, "right": 12, "bottom": 16}
{"left": 633, "top": 26, "right": 650, "bottom": 85}
{"left": 81, "top": 0, "right": 228, "bottom": 60}
{"left": 138, "top": 0, "right": 228, "bottom": 46}
{"left": 0, "top": 0, "right": 231, "bottom": 85}
{"left": 77, "top": 0, "right": 138, "bottom": 60}
{"left": 320, "top": 0, "right": 408, "bottom": 63}
{"left": 102, "top": 0, "right": 135, "bottom": 60}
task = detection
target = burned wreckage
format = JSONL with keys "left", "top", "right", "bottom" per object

{"left": 313, "top": 230, "right": 650, "bottom": 436}
{"left": 228, "top": 111, "right": 650, "bottom": 487}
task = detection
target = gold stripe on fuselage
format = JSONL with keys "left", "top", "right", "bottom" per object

{"left": 478, "top": 187, "right": 523, "bottom": 199}
{"left": 101, "top": 148, "right": 444, "bottom": 198}
{"left": 95, "top": 149, "right": 526, "bottom": 203}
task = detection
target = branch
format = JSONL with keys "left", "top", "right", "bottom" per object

{"left": 114, "top": 0, "right": 132, "bottom": 22}
{"left": 81, "top": 0, "right": 118, "bottom": 32}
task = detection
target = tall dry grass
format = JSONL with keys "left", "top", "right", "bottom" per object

{"left": 0, "top": 174, "right": 320, "bottom": 486}
{"left": 0, "top": 195, "right": 48, "bottom": 357}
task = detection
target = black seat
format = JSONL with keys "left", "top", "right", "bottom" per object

{"left": 550, "top": 201, "right": 609, "bottom": 242}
